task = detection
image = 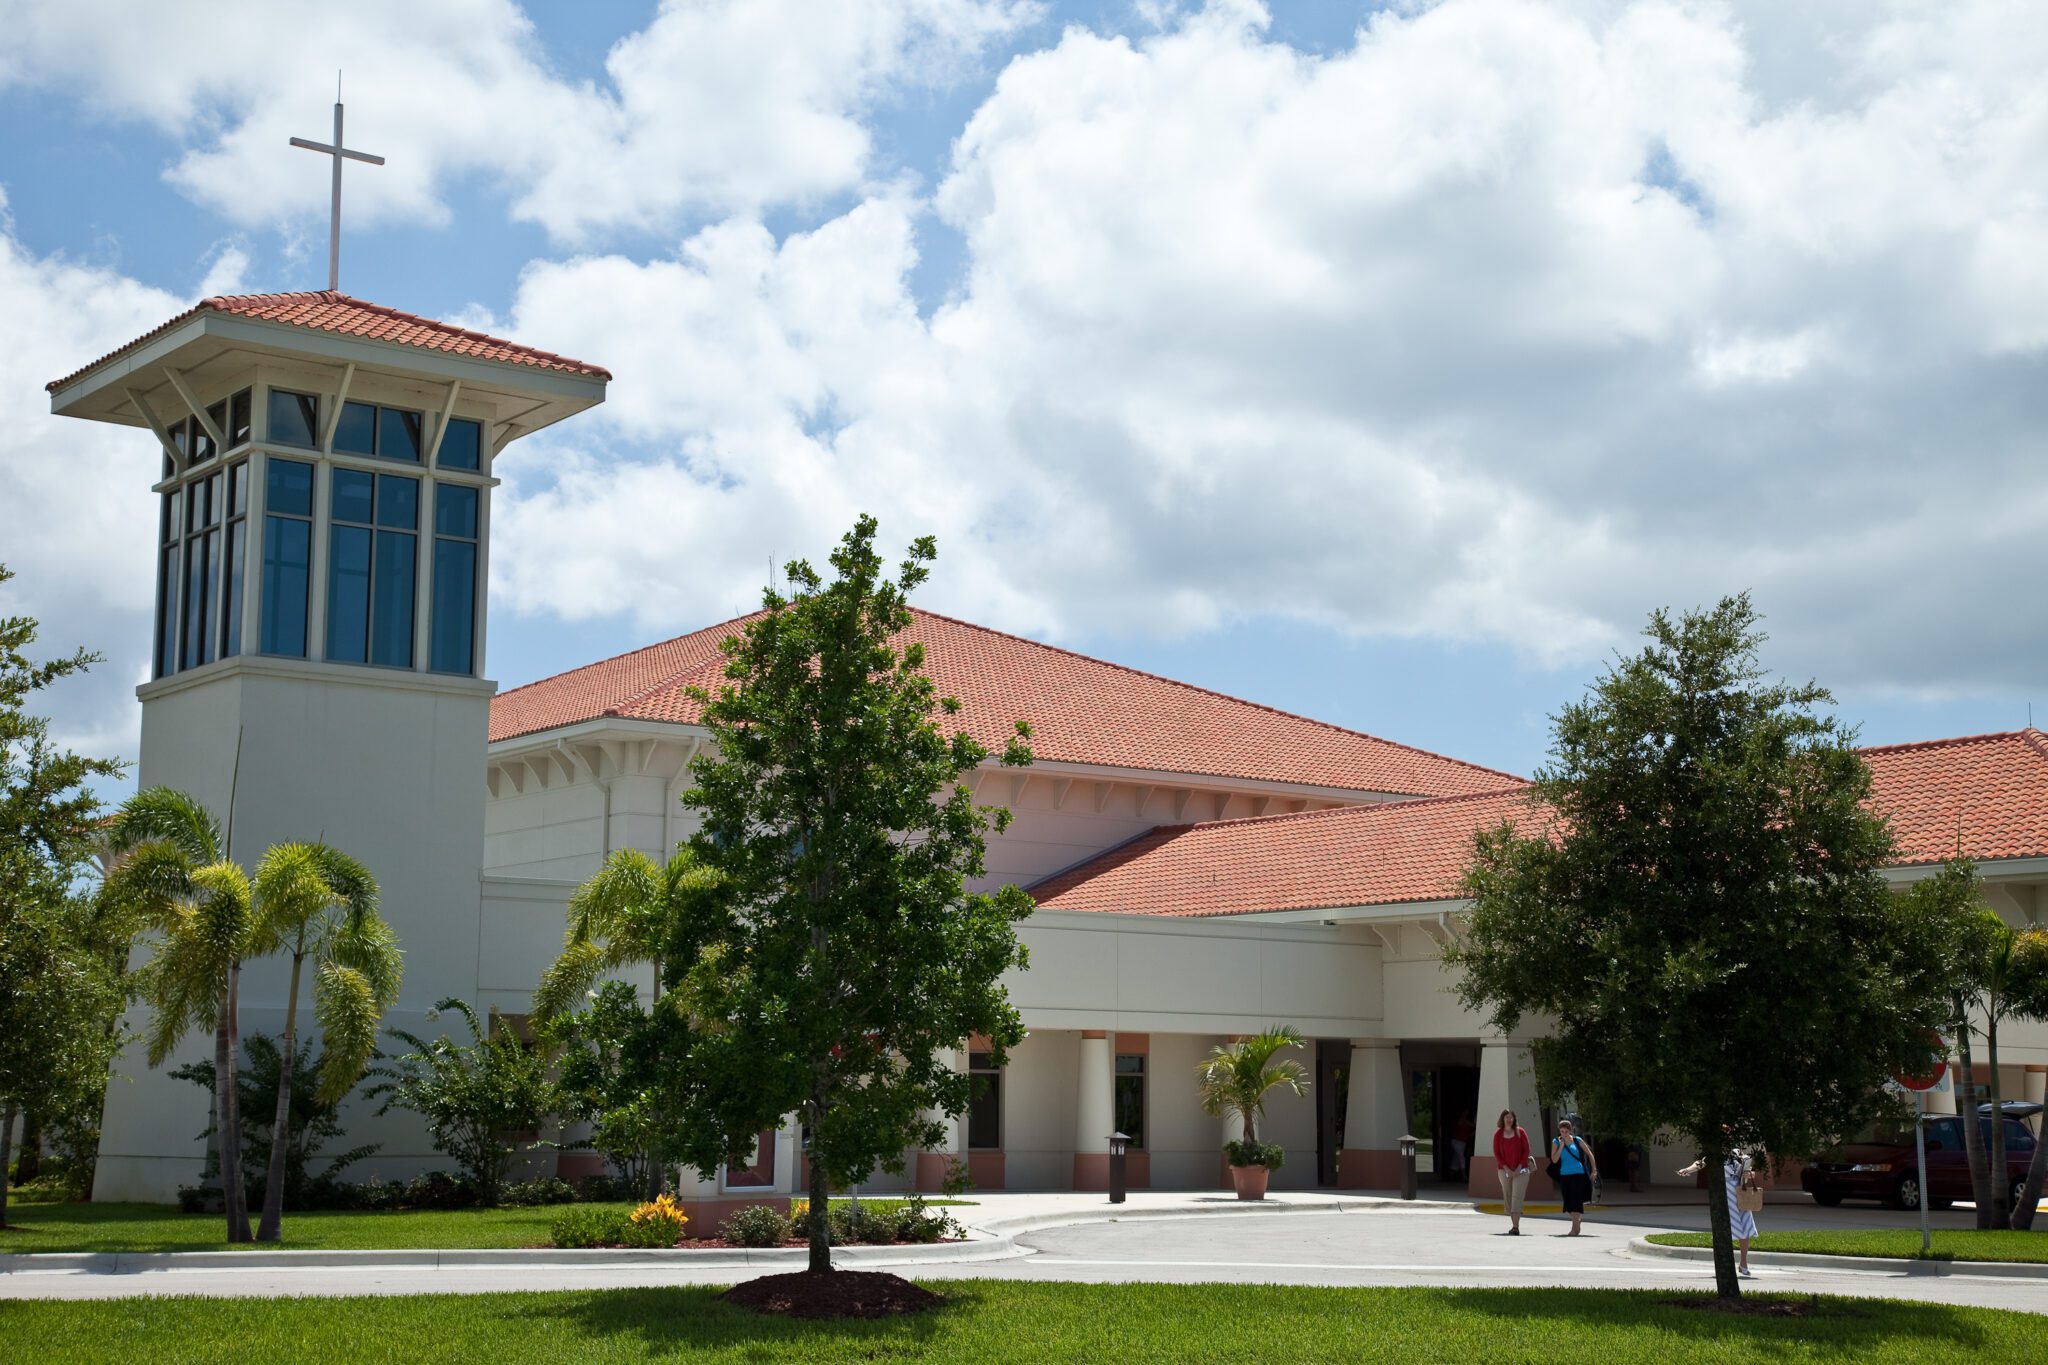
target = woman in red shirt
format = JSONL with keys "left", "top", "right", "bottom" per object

{"left": 1493, "top": 1110, "right": 1533, "bottom": 1235}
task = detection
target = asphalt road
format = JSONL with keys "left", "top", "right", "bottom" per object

{"left": 4, "top": 1204, "right": 2045, "bottom": 1313}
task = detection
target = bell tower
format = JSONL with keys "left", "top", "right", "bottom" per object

{"left": 48, "top": 292, "right": 608, "bottom": 1199}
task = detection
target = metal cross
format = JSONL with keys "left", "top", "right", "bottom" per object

{"left": 290, "top": 95, "right": 384, "bottom": 293}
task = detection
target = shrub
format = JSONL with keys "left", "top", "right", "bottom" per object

{"left": 502, "top": 1177, "right": 577, "bottom": 1207}
{"left": 403, "top": 1170, "right": 481, "bottom": 1209}
{"left": 719, "top": 1204, "right": 794, "bottom": 1248}
{"left": 1223, "top": 1138, "right": 1286, "bottom": 1171}
{"left": 623, "top": 1193, "right": 687, "bottom": 1248}
{"left": 550, "top": 1205, "right": 629, "bottom": 1249}
{"left": 890, "top": 1195, "right": 961, "bottom": 1244}
{"left": 573, "top": 1173, "right": 633, "bottom": 1203}
{"left": 830, "top": 1199, "right": 898, "bottom": 1246}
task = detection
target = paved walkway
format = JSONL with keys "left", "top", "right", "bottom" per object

{"left": 5, "top": 1191, "right": 2045, "bottom": 1312}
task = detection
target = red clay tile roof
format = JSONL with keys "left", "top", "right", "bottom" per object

{"left": 488, "top": 607, "right": 1524, "bottom": 798}
{"left": 47, "top": 291, "right": 610, "bottom": 393}
{"left": 1033, "top": 729, "right": 2048, "bottom": 918}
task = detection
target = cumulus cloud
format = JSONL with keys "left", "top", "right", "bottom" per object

{"left": 0, "top": 0, "right": 1039, "bottom": 242}
{"left": 487, "top": 0, "right": 2048, "bottom": 697}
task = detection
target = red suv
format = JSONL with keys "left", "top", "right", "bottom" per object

{"left": 1802, "top": 1112, "right": 2037, "bottom": 1211}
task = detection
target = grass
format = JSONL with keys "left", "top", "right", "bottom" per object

{"left": 0, "top": 1283, "right": 2035, "bottom": 1363}
{"left": 0, "top": 1197, "right": 974, "bottom": 1255}
{"left": 1646, "top": 1228, "right": 2048, "bottom": 1264}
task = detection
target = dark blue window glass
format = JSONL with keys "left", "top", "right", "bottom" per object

{"left": 379, "top": 408, "right": 423, "bottom": 462}
{"left": 260, "top": 519, "right": 310, "bottom": 656}
{"left": 430, "top": 538, "right": 476, "bottom": 675}
{"left": 222, "top": 518, "right": 245, "bottom": 659}
{"left": 438, "top": 418, "right": 482, "bottom": 470}
{"left": 267, "top": 458, "right": 314, "bottom": 517}
{"left": 157, "top": 544, "right": 180, "bottom": 678}
{"left": 332, "top": 468, "right": 374, "bottom": 524}
{"left": 371, "top": 531, "right": 417, "bottom": 667}
{"left": 326, "top": 525, "right": 372, "bottom": 664}
{"left": 267, "top": 389, "right": 320, "bottom": 448}
{"left": 334, "top": 401, "right": 377, "bottom": 455}
{"left": 229, "top": 390, "right": 253, "bottom": 446}
{"left": 376, "top": 475, "right": 418, "bottom": 530}
{"left": 435, "top": 484, "right": 478, "bottom": 538}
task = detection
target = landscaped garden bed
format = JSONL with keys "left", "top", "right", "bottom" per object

{"left": 1646, "top": 1229, "right": 2048, "bottom": 1264}
{"left": 550, "top": 1195, "right": 965, "bottom": 1250}
{"left": 7, "top": 1283, "right": 2036, "bottom": 1361}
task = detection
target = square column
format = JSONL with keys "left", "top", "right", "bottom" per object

{"left": 1338, "top": 1039, "right": 1407, "bottom": 1189}
{"left": 1470, "top": 1037, "right": 1547, "bottom": 1199}
{"left": 1073, "top": 1031, "right": 1114, "bottom": 1189}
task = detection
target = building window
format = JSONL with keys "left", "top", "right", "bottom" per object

{"left": 438, "top": 417, "right": 483, "bottom": 471}
{"left": 1115, "top": 1053, "right": 1146, "bottom": 1149}
{"left": 967, "top": 1051, "right": 1003, "bottom": 1150}
{"left": 220, "top": 462, "right": 248, "bottom": 659}
{"left": 260, "top": 458, "right": 314, "bottom": 657}
{"left": 180, "top": 469, "right": 222, "bottom": 671}
{"left": 229, "top": 389, "right": 253, "bottom": 447}
{"left": 267, "top": 388, "right": 321, "bottom": 448}
{"left": 333, "top": 400, "right": 424, "bottom": 462}
{"left": 155, "top": 485, "right": 182, "bottom": 679}
{"left": 326, "top": 469, "right": 418, "bottom": 667}
{"left": 430, "top": 483, "right": 479, "bottom": 674}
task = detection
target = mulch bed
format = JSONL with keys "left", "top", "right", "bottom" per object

{"left": 722, "top": 1270, "right": 944, "bottom": 1319}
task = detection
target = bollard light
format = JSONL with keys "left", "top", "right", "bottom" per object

{"left": 1108, "top": 1131, "right": 1130, "bottom": 1204}
{"left": 1398, "top": 1134, "right": 1419, "bottom": 1201}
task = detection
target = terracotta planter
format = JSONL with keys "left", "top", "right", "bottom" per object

{"left": 1229, "top": 1163, "right": 1270, "bottom": 1201}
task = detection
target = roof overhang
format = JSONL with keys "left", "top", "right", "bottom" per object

{"left": 50, "top": 309, "right": 607, "bottom": 438}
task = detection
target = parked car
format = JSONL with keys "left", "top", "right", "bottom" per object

{"left": 1802, "top": 1113, "right": 2037, "bottom": 1211}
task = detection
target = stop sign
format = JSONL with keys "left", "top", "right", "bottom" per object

{"left": 1896, "top": 1032, "right": 1948, "bottom": 1092}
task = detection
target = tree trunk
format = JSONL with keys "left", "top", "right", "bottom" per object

{"left": 219, "top": 964, "right": 252, "bottom": 1242}
{"left": 1956, "top": 1027, "right": 1993, "bottom": 1228}
{"left": 257, "top": 951, "right": 305, "bottom": 1242}
{"left": 13, "top": 1110, "right": 42, "bottom": 1187}
{"left": 1701, "top": 1133, "right": 1740, "bottom": 1300}
{"left": 1986, "top": 1017, "right": 2009, "bottom": 1227}
{"left": 2014, "top": 1119, "right": 2048, "bottom": 1231}
{"left": 807, "top": 1096, "right": 832, "bottom": 1274}
{"left": 2, "top": 1100, "right": 16, "bottom": 1229}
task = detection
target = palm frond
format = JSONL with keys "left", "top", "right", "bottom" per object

{"left": 312, "top": 959, "right": 381, "bottom": 1104}
{"left": 249, "top": 841, "right": 335, "bottom": 957}
{"left": 108, "top": 786, "right": 222, "bottom": 864}
{"left": 328, "top": 912, "right": 403, "bottom": 1010}
{"left": 565, "top": 847, "right": 662, "bottom": 951}
{"left": 100, "top": 838, "right": 200, "bottom": 930}
{"left": 533, "top": 938, "right": 606, "bottom": 1025}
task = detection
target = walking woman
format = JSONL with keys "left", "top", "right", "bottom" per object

{"left": 1550, "top": 1118, "right": 1598, "bottom": 1236}
{"left": 1493, "top": 1109, "right": 1533, "bottom": 1235}
{"left": 1681, "top": 1135, "right": 1760, "bottom": 1277}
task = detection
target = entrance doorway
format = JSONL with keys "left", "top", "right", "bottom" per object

{"left": 1315, "top": 1040, "right": 1349, "bottom": 1186}
{"left": 1400, "top": 1044, "right": 1481, "bottom": 1183}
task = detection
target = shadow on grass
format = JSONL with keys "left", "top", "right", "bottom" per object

{"left": 1434, "top": 1286, "right": 2001, "bottom": 1355}
{"left": 503, "top": 1281, "right": 972, "bottom": 1355}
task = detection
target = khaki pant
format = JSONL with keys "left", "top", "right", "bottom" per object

{"left": 1498, "top": 1164, "right": 1531, "bottom": 1216}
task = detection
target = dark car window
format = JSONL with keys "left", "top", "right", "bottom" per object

{"left": 2005, "top": 1119, "right": 2036, "bottom": 1152}
{"left": 1926, "top": 1118, "right": 1963, "bottom": 1152}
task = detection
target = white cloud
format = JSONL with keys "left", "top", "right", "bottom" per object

{"left": 487, "top": 0, "right": 2048, "bottom": 698}
{"left": 0, "top": 0, "right": 1039, "bottom": 243}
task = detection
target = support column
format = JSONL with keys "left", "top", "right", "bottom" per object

{"left": 1073, "top": 1031, "right": 1113, "bottom": 1190}
{"left": 1470, "top": 1037, "right": 1546, "bottom": 1199}
{"left": 1339, "top": 1040, "right": 1407, "bottom": 1189}
{"left": 2027, "top": 1067, "right": 2047, "bottom": 1134}
{"left": 915, "top": 1049, "right": 966, "bottom": 1193}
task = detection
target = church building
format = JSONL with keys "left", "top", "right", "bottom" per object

{"left": 50, "top": 291, "right": 2048, "bottom": 1209}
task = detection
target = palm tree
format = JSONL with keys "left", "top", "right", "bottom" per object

{"left": 1196, "top": 1024, "right": 1310, "bottom": 1165}
{"left": 104, "top": 788, "right": 254, "bottom": 1241}
{"left": 534, "top": 846, "right": 720, "bottom": 1197}
{"left": 248, "top": 842, "right": 401, "bottom": 1242}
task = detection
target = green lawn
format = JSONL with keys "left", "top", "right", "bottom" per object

{"left": 1, "top": 1284, "right": 2033, "bottom": 1363}
{"left": 1647, "top": 1229, "right": 2048, "bottom": 1264}
{"left": 0, "top": 1197, "right": 974, "bottom": 1255}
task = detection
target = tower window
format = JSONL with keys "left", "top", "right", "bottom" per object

{"left": 437, "top": 417, "right": 483, "bottom": 471}
{"left": 334, "top": 400, "right": 424, "bottom": 461}
{"left": 259, "top": 458, "right": 314, "bottom": 658}
{"left": 268, "top": 389, "right": 321, "bottom": 448}
{"left": 430, "top": 483, "right": 479, "bottom": 675}
{"left": 326, "top": 470, "right": 418, "bottom": 667}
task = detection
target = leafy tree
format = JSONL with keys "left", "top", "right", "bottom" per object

{"left": 0, "top": 562, "right": 126, "bottom": 1226}
{"left": 1195, "top": 1025, "right": 1310, "bottom": 1168}
{"left": 1447, "top": 596, "right": 1965, "bottom": 1299}
{"left": 1907, "top": 861, "right": 2004, "bottom": 1222}
{"left": 170, "top": 1034, "right": 379, "bottom": 1206}
{"left": 545, "top": 980, "right": 671, "bottom": 1196}
{"left": 2007, "top": 929, "right": 2048, "bottom": 1229}
{"left": 245, "top": 843, "right": 400, "bottom": 1240}
{"left": 105, "top": 790, "right": 257, "bottom": 1241}
{"left": 532, "top": 845, "right": 719, "bottom": 1026}
{"left": 673, "top": 515, "right": 1034, "bottom": 1274}
{"left": 373, "top": 997, "right": 556, "bottom": 1205}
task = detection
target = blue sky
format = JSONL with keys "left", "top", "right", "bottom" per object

{"left": 3, "top": 0, "right": 2043, "bottom": 782}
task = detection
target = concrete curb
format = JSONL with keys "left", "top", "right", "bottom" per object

{"left": 0, "top": 1233, "right": 1024, "bottom": 1276}
{"left": 966, "top": 1195, "right": 1471, "bottom": 1241}
{"left": 1630, "top": 1236, "right": 2048, "bottom": 1280}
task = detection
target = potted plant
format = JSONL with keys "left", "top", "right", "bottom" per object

{"left": 1196, "top": 1025, "right": 1309, "bottom": 1200}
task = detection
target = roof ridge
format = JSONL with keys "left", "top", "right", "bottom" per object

{"left": 1166, "top": 783, "right": 1536, "bottom": 836}
{"left": 903, "top": 607, "right": 1529, "bottom": 792}
{"left": 1857, "top": 729, "right": 2047, "bottom": 758}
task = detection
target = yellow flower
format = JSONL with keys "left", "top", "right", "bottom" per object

{"left": 630, "top": 1194, "right": 687, "bottom": 1230}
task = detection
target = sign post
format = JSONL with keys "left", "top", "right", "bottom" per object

{"left": 1896, "top": 1034, "right": 1948, "bottom": 1258}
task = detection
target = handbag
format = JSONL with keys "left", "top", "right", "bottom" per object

{"left": 1736, "top": 1175, "right": 1765, "bottom": 1213}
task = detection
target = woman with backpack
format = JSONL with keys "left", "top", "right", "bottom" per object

{"left": 1493, "top": 1109, "right": 1534, "bottom": 1235}
{"left": 1550, "top": 1118, "right": 1598, "bottom": 1235}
